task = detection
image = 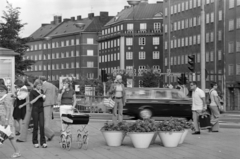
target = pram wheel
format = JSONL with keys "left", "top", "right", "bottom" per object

{"left": 66, "top": 135, "right": 72, "bottom": 151}
{"left": 60, "top": 134, "right": 66, "bottom": 149}
{"left": 82, "top": 135, "right": 88, "bottom": 150}
{"left": 77, "top": 134, "right": 83, "bottom": 149}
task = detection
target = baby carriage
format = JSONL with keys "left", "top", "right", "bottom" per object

{"left": 60, "top": 108, "right": 90, "bottom": 151}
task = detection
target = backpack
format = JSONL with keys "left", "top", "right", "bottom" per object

{"left": 206, "top": 89, "right": 214, "bottom": 105}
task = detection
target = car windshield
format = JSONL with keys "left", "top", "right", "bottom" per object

{"left": 126, "top": 89, "right": 151, "bottom": 99}
{"left": 155, "top": 90, "right": 168, "bottom": 99}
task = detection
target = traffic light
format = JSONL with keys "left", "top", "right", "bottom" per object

{"left": 188, "top": 55, "right": 195, "bottom": 72}
{"left": 101, "top": 70, "right": 108, "bottom": 82}
{"left": 177, "top": 73, "right": 187, "bottom": 85}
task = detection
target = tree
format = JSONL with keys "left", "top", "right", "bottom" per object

{"left": 140, "top": 67, "right": 162, "bottom": 87}
{"left": 0, "top": 1, "right": 34, "bottom": 76}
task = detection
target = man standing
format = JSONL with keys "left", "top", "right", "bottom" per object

{"left": 39, "top": 76, "right": 58, "bottom": 141}
{"left": 190, "top": 82, "right": 206, "bottom": 135}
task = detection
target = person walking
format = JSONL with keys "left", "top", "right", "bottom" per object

{"left": 108, "top": 75, "right": 125, "bottom": 123}
{"left": 39, "top": 76, "right": 58, "bottom": 141}
{"left": 189, "top": 82, "right": 206, "bottom": 135}
{"left": 58, "top": 78, "right": 76, "bottom": 132}
{"left": 208, "top": 82, "right": 221, "bottom": 132}
{"left": 29, "top": 79, "right": 47, "bottom": 148}
{"left": 0, "top": 84, "right": 21, "bottom": 158}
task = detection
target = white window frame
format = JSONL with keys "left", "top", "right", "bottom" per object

{"left": 139, "top": 37, "right": 146, "bottom": 45}
{"left": 127, "top": 23, "right": 133, "bottom": 30}
{"left": 153, "top": 37, "right": 160, "bottom": 45}
{"left": 126, "top": 38, "right": 133, "bottom": 46}
{"left": 139, "top": 51, "right": 146, "bottom": 60}
{"left": 87, "top": 38, "right": 94, "bottom": 44}
{"left": 153, "top": 51, "right": 160, "bottom": 59}
{"left": 87, "top": 50, "right": 94, "bottom": 56}
{"left": 126, "top": 52, "right": 133, "bottom": 60}
{"left": 87, "top": 61, "right": 94, "bottom": 68}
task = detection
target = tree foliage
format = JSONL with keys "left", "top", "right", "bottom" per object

{"left": 140, "top": 66, "right": 162, "bottom": 87}
{"left": 0, "top": 1, "right": 34, "bottom": 76}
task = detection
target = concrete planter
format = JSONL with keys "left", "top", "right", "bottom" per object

{"left": 158, "top": 131, "right": 183, "bottom": 147}
{"left": 101, "top": 131, "right": 125, "bottom": 146}
{"left": 128, "top": 132, "right": 155, "bottom": 148}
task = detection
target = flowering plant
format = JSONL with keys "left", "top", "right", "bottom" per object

{"left": 156, "top": 118, "right": 185, "bottom": 132}
{"left": 101, "top": 121, "right": 129, "bottom": 132}
{"left": 127, "top": 118, "right": 157, "bottom": 133}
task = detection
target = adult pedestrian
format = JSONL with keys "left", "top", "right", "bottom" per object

{"left": 108, "top": 75, "right": 125, "bottom": 123}
{"left": 29, "top": 79, "right": 47, "bottom": 148}
{"left": 0, "top": 84, "right": 21, "bottom": 158}
{"left": 58, "top": 78, "right": 76, "bottom": 132}
{"left": 208, "top": 82, "right": 221, "bottom": 132}
{"left": 13, "top": 79, "right": 28, "bottom": 136}
{"left": 189, "top": 81, "right": 206, "bottom": 135}
{"left": 39, "top": 76, "right": 58, "bottom": 141}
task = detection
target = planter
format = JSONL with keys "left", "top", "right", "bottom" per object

{"left": 179, "top": 129, "right": 189, "bottom": 144}
{"left": 158, "top": 131, "right": 183, "bottom": 147}
{"left": 151, "top": 132, "right": 161, "bottom": 144}
{"left": 101, "top": 131, "right": 125, "bottom": 146}
{"left": 128, "top": 132, "right": 155, "bottom": 148}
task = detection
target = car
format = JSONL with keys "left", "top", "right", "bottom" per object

{"left": 123, "top": 87, "right": 192, "bottom": 120}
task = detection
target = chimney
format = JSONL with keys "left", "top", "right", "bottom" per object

{"left": 88, "top": 13, "right": 94, "bottom": 19}
{"left": 77, "top": 15, "right": 82, "bottom": 20}
{"left": 54, "top": 16, "right": 62, "bottom": 24}
{"left": 71, "top": 17, "right": 75, "bottom": 21}
{"left": 50, "top": 21, "right": 55, "bottom": 25}
{"left": 100, "top": 12, "right": 108, "bottom": 20}
{"left": 124, "top": 6, "right": 129, "bottom": 9}
{"left": 41, "top": 23, "right": 49, "bottom": 27}
{"left": 63, "top": 18, "right": 70, "bottom": 22}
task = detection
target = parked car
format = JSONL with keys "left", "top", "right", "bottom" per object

{"left": 123, "top": 88, "right": 192, "bottom": 120}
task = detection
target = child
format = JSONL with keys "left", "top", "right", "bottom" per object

{"left": 0, "top": 84, "right": 21, "bottom": 158}
{"left": 29, "top": 79, "right": 47, "bottom": 148}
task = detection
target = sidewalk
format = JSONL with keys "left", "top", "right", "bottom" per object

{"left": 0, "top": 119, "right": 240, "bottom": 159}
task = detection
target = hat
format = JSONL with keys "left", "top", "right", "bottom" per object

{"left": 0, "top": 85, "right": 8, "bottom": 92}
{"left": 114, "top": 75, "right": 122, "bottom": 82}
{"left": 14, "top": 79, "right": 24, "bottom": 88}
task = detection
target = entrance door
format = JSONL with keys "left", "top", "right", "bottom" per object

{"left": 228, "top": 88, "right": 235, "bottom": 110}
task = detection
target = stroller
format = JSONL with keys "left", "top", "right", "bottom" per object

{"left": 60, "top": 108, "right": 90, "bottom": 151}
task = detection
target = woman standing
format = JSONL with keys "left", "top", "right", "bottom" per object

{"left": 108, "top": 75, "right": 126, "bottom": 123}
{"left": 58, "top": 78, "right": 76, "bottom": 132}
{"left": 0, "top": 84, "right": 21, "bottom": 158}
{"left": 208, "top": 82, "right": 221, "bottom": 132}
{"left": 29, "top": 79, "right": 47, "bottom": 148}
{"left": 13, "top": 79, "right": 28, "bottom": 135}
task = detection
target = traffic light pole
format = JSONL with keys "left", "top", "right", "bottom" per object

{"left": 103, "top": 82, "right": 106, "bottom": 96}
{"left": 200, "top": 0, "right": 206, "bottom": 91}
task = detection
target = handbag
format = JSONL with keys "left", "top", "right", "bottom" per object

{"left": 103, "top": 98, "right": 115, "bottom": 108}
{"left": 198, "top": 111, "right": 212, "bottom": 129}
{"left": 0, "top": 125, "right": 12, "bottom": 144}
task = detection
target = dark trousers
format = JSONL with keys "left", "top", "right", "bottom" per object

{"left": 32, "top": 107, "right": 46, "bottom": 145}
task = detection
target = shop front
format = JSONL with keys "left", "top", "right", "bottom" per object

{"left": 0, "top": 47, "right": 18, "bottom": 93}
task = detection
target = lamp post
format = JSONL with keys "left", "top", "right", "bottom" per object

{"left": 45, "top": 36, "right": 52, "bottom": 81}
{"left": 127, "top": 0, "right": 140, "bottom": 87}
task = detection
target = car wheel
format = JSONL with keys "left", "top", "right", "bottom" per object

{"left": 139, "top": 109, "right": 153, "bottom": 119}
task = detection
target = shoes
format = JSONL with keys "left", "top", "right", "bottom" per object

{"left": 15, "top": 132, "right": 20, "bottom": 136}
{"left": 207, "top": 128, "right": 212, "bottom": 132}
{"left": 192, "top": 131, "right": 201, "bottom": 135}
{"left": 11, "top": 152, "right": 21, "bottom": 158}
{"left": 48, "top": 134, "right": 55, "bottom": 141}
{"left": 34, "top": 144, "right": 39, "bottom": 148}
{"left": 16, "top": 139, "right": 24, "bottom": 142}
{"left": 42, "top": 143, "right": 47, "bottom": 148}
{"left": 212, "top": 131, "right": 219, "bottom": 133}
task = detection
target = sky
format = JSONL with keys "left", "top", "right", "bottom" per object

{"left": 0, "top": 0, "right": 161, "bottom": 37}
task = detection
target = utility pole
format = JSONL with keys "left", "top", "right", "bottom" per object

{"left": 200, "top": 0, "right": 206, "bottom": 91}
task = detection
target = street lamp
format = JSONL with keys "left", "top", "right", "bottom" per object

{"left": 44, "top": 36, "right": 52, "bottom": 81}
{"left": 127, "top": 0, "right": 140, "bottom": 87}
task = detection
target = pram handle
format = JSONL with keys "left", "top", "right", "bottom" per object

{"left": 72, "top": 107, "right": 80, "bottom": 114}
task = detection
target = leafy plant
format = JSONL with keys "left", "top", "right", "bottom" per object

{"left": 101, "top": 121, "right": 129, "bottom": 132}
{"left": 127, "top": 119, "right": 157, "bottom": 133}
{"left": 178, "top": 119, "right": 194, "bottom": 130}
{"left": 156, "top": 118, "right": 185, "bottom": 132}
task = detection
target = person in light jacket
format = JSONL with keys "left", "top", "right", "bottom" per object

{"left": 108, "top": 75, "right": 126, "bottom": 123}
{"left": 39, "top": 76, "right": 58, "bottom": 141}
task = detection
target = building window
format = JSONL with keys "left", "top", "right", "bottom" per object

{"left": 206, "top": 14, "right": 210, "bottom": 23}
{"left": 66, "top": 63, "right": 69, "bottom": 69}
{"left": 181, "top": 20, "right": 185, "bottom": 29}
{"left": 218, "top": 50, "right": 222, "bottom": 60}
{"left": 87, "top": 50, "right": 94, "bottom": 56}
{"left": 43, "top": 44, "right": 46, "bottom": 49}
{"left": 127, "top": 23, "right": 133, "bottom": 30}
{"left": 218, "top": 30, "right": 222, "bottom": 41}
{"left": 87, "top": 38, "right": 94, "bottom": 44}
{"left": 154, "top": 23, "right": 161, "bottom": 30}
{"left": 71, "top": 62, "right": 74, "bottom": 68}
{"left": 165, "top": 41, "right": 168, "bottom": 50}
{"left": 48, "top": 54, "right": 51, "bottom": 59}
{"left": 193, "top": 17, "right": 196, "bottom": 26}
{"left": 61, "top": 52, "right": 64, "bottom": 58}
{"left": 153, "top": 37, "right": 160, "bottom": 45}
{"left": 66, "top": 40, "right": 69, "bottom": 46}
{"left": 210, "top": 32, "right": 214, "bottom": 42}
{"left": 189, "top": 18, "right": 192, "bottom": 27}
{"left": 76, "top": 39, "right": 79, "bottom": 45}
{"left": 71, "top": 39, "right": 74, "bottom": 45}
{"left": 76, "top": 50, "right": 79, "bottom": 56}
{"left": 182, "top": 2, "right": 185, "bottom": 11}
{"left": 87, "top": 62, "right": 94, "bottom": 68}
{"left": 56, "top": 64, "right": 59, "bottom": 70}
{"left": 66, "top": 52, "right": 69, "bottom": 58}
{"left": 210, "top": 13, "right": 214, "bottom": 23}
{"left": 236, "top": 41, "right": 240, "bottom": 52}
{"left": 189, "top": 0, "right": 192, "bottom": 9}
{"left": 164, "top": 24, "right": 168, "bottom": 33}
{"left": 237, "top": 64, "right": 240, "bottom": 75}
{"left": 52, "top": 64, "right": 55, "bottom": 70}
{"left": 219, "top": 10, "right": 222, "bottom": 21}
{"left": 206, "top": 33, "right": 209, "bottom": 43}
{"left": 206, "top": 52, "right": 209, "bottom": 62}
{"left": 237, "top": 17, "right": 240, "bottom": 29}
{"left": 197, "top": 34, "right": 200, "bottom": 44}
{"left": 228, "top": 65, "right": 234, "bottom": 75}
{"left": 126, "top": 38, "right": 133, "bottom": 46}
{"left": 140, "top": 23, "right": 147, "bottom": 30}
{"left": 193, "top": 36, "right": 196, "bottom": 45}
{"left": 165, "top": 58, "right": 168, "bottom": 66}
{"left": 229, "top": 19, "right": 234, "bottom": 31}
{"left": 52, "top": 53, "right": 55, "bottom": 59}
{"left": 139, "top": 51, "right": 146, "bottom": 60}
{"left": 210, "top": 51, "right": 214, "bottom": 61}
{"left": 139, "top": 37, "right": 146, "bottom": 45}
{"left": 165, "top": 8, "right": 168, "bottom": 16}
{"left": 56, "top": 53, "right": 59, "bottom": 58}
{"left": 229, "top": 0, "right": 235, "bottom": 8}
{"left": 126, "top": 52, "right": 133, "bottom": 60}
{"left": 39, "top": 54, "right": 42, "bottom": 60}
{"left": 153, "top": 51, "right": 159, "bottom": 59}
{"left": 185, "top": 19, "right": 188, "bottom": 28}
{"left": 61, "top": 41, "right": 64, "bottom": 47}
{"left": 228, "top": 42, "right": 234, "bottom": 53}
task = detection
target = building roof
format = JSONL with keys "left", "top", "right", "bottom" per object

{"left": 29, "top": 24, "right": 58, "bottom": 40}
{"left": 105, "top": 2, "right": 163, "bottom": 26}
{"left": 0, "top": 47, "right": 19, "bottom": 56}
